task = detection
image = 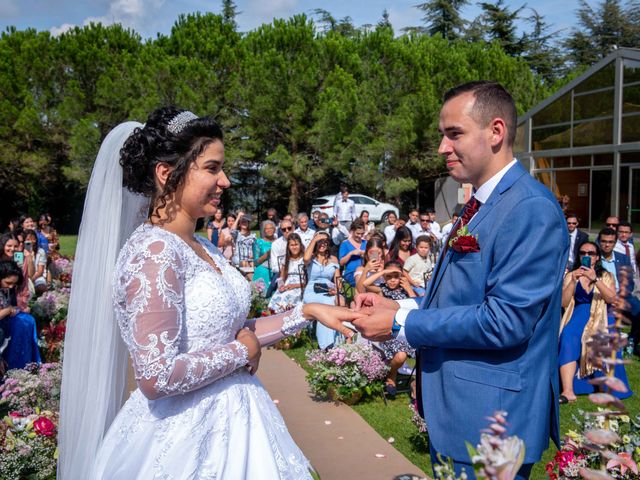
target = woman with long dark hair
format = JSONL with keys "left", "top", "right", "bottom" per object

{"left": 558, "top": 241, "right": 631, "bottom": 403}
{"left": 386, "top": 225, "right": 415, "bottom": 266}
{"left": 59, "top": 107, "right": 359, "bottom": 479}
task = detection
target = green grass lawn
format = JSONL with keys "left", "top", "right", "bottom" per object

{"left": 58, "top": 235, "right": 78, "bottom": 257}
{"left": 284, "top": 340, "right": 640, "bottom": 478}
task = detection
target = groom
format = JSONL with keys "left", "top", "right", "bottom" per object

{"left": 351, "top": 81, "right": 568, "bottom": 478}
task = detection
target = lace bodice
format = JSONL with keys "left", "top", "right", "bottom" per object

{"left": 113, "top": 224, "right": 252, "bottom": 399}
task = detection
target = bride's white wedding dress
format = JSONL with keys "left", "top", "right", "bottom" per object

{"left": 93, "top": 224, "right": 313, "bottom": 479}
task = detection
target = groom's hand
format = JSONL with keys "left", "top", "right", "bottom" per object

{"left": 352, "top": 293, "right": 400, "bottom": 311}
{"left": 350, "top": 307, "right": 396, "bottom": 342}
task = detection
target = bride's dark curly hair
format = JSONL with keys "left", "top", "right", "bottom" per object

{"left": 120, "top": 106, "right": 224, "bottom": 221}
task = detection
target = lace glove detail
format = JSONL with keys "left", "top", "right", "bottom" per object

{"left": 282, "top": 304, "right": 308, "bottom": 336}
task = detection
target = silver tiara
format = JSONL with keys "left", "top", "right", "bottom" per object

{"left": 167, "top": 110, "right": 198, "bottom": 134}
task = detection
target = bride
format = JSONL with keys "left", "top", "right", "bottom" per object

{"left": 57, "top": 107, "right": 360, "bottom": 479}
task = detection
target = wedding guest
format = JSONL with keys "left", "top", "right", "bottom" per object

{"left": 386, "top": 226, "right": 415, "bottom": 266}
{"left": 354, "top": 236, "right": 386, "bottom": 294}
{"left": 309, "top": 210, "right": 321, "bottom": 231}
{"left": 1, "top": 233, "right": 34, "bottom": 310}
{"left": 269, "top": 218, "right": 294, "bottom": 276}
{"left": 558, "top": 241, "right": 632, "bottom": 402}
{"left": 378, "top": 211, "right": 396, "bottom": 232}
{"left": 230, "top": 214, "right": 256, "bottom": 279}
{"left": 38, "top": 213, "right": 59, "bottom": 252}
{"left": 404, "top": 235, "right": 434, "bottom": 296}
{"left": 359, "top": 210, "right": 376, "bottom": 240}
{"left": 362, "top": 261, "right": 415, "bottom": 398}
{"left": 268, "top": 233, "right": 304, "bottom": 313}
{"left": 566, "top": 213, "right": 588, "bottom": 271}
{"left": 23, "top": 229, "right": 48, "bottom": 294}
{"left": 384, "top": 214, "right": 407, "bottom": 245}
{"left": 20, "top": 215, "right": 48, "bottom": 254}
{"left": 206, "top": 209, "right": 226, "bottom": 248}
{"left": 0, "top": 260, "right": 41, "bottom": 369}
{"left": 253, "top": 220, "right": 276, "bottom": 289}
{"left": 219, "top": 212, "right": 236, "bottom": 260}
{"left": 303, "top": 232, "right": 344, "bottom": 349}
{"left": 295, "top": 212, "right": 315, "bottom": 248}
{"left": 440, "top": 212, "right": 459, "bottom": 247}
{"left": 614, "top": 221, "right": 636, "bottom": 275}
{"left": 338, "top": 219, "right": 366, "bottom": 287}
{"left": 333, "top": 187, "right": 356, "bottom": 229}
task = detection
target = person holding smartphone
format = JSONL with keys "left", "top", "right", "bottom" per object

{"left": 23, "top": 229, "right": 48, "bottom": 294}
{"left": 354, "top": 235, "right": 387, "bottom": 294}
{"left": 0, "top": 233, "right": 34, "bottom": 310}
{"left": 558, "top": 241, "right": 631, "bottom": 404}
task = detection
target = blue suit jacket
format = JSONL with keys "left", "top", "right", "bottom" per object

{"left": 405, "top": 162, "right": 569, "bottom": 463}
{"left": 613, "top": 251, "right": 634, "bottom": 292}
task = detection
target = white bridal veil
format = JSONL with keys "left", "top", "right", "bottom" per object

{"left": 57, "top": 122, "right": 149, "bottom": 479}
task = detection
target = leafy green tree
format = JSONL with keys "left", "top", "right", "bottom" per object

{"left": 415, "top": 0, "right": 468, "bottom": 40}
{"left": 476, "top": 0, "right": 526, "bottom": 55}
{"left": 221, "top": 0, "right": 240, "bottom": 30}
{"left": 521, "top": 9, "right": 564, "bottom": 84}
{"left": 565, "top": 0, "right": 640, "bottom": 66}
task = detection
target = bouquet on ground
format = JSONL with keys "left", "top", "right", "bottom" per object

{"left": 248, "top": 278, "right": 270, "bottom": 318}
{"left": 306, "top": 343, "right": 388, "bottom": 404}
{"left": 48, "top": 255, "right": 74, "bottom": 285}
{"left": 0, "top": 409, "right": 58, "bottom": 480}
{"left": 0, "top": 363, "right": 62, "bottom": 418}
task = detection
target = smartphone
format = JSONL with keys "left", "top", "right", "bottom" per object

{"left": 370, "top": 251, "right": 379, "bottom": 262}
{"left": 24, "top": 241, "right": 33, "bottom": 252}
{"left": 13, "top": 251, "right": 24, "bottom": 267}
{"left": 581, "top": 256, "right": 591, "bottom": 268}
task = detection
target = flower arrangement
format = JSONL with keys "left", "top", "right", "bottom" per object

{"left": 448, "top": 225, "right": 480, "bottom": 253}
{"left": 305, "top": 343, "right": 388, "bottom": 404}
{"left": 31, "top": 286, "right": 70, "bottom": 325}
{"left": 49, "top": 255, "right": 74, "bottom": 285}
{"left": 0, "top": 363, "right": 62, "bottom": 417}
{"left": 0, "top": 409, "right": 58, "bottom": 480}
{"left": 249, "top": 278, "right": 270, "bottom": 318}
{"left": 545, "top": 266, "right": 638, "bottom": 480}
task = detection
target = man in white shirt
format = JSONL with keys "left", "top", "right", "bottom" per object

{"left": 384, "top": 215, "right": 407, "bottom": 245}
{"left": 295, "top": 212, "right": 315, "bottom": 248}
{"left": 440, "top": 212, "right": 459, "bottom": 247}
{"left": 406, "top": 209, "right": 421, "bottom": 238}
{"left": 411, "top": 214, "right": 441, "bottom": 245}
{"left": 425, "top": 208, "right": 442, "bottom": 238}
{"left": 270, "top": 219, "right": 293, "bottom": 274}
{"left": 333, "top": 187, "right": 356, "bottom": 229}
{"left": 614, "top": 221, "right": 636, "bottom": 274}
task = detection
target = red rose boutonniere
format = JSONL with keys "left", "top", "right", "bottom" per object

{"left": 448, "top": 225, "right": 480, "bottom": 253}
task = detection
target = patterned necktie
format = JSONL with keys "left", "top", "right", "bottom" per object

{"left": 460, "top": 196, "right": 481, "bottom": 226}
{"left": 625, "top": 243, "right": 631, "bottom": 258}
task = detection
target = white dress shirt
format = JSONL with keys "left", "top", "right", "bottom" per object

{"left": 269, "top": 236, "right": 287, "bottom": 273}
{"left": 334, "top": 198, "right": 356, "bottom": 222}
{"left": 614, "top": 239, "right": 637, "bottom": 274}
{"left": 568, "top": 230, "right": 577, "bottom": 265}
{"left": 394, "top": 159, "right": 517, "bottom": 340}
{"left": 295, "top": 227, "right": 315, "bottom": 248}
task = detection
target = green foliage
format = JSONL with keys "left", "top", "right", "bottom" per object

{"left": 0, "top": 9, "right": 575, "bottom": 230}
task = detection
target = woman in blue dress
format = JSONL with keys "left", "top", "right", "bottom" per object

{"left": 0, "top": 260, "right": 41, "bottom": 370}
{"left": 558, "top": 241, "right": 632, "bottom": 403}
{"left": 303, "top": 232, "right": 346, "bottom": 349}
{"left": 338, "top": 218, "right": 366, "bottom": 287}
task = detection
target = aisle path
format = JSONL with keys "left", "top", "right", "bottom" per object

{"left": 257, "top": 348, "right": 429, "bottom": 480}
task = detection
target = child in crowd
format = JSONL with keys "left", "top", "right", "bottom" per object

{"left": 268, "top": 233, "right": 305, "bottom": 313}
{"left": 354, "top": 235, "right": 386, "bottom": 294}
{"left": 362, "top": 261, "right": 415, "bottom": 398}
{"left": 403, "top": 235, "right": 434, "bottom": 297}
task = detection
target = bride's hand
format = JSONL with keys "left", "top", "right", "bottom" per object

{"left": 302, "top": 304, "right": 364, "bottom": 339}
{"left": 236, "top": 328, "right": 261, "bottom": 375}
{"left": 352, "top": 293, "right": 400, "bottom": 311}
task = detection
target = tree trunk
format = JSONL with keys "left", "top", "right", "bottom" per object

{"left": 288, "top": 179, "right": 299, "bottom": 216}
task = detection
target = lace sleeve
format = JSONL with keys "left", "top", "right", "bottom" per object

{"left": 121, "top": 240, "right": 249, "bottom": 400}
{"left": 243, "top": 304, "right": 309, "bottom": 346}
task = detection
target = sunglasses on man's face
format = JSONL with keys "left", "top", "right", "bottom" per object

{"left": 281, "top": 227, "right": 293, "bottom": 232}
{"left": 567, "top": 221, "right": 577, "bottom": 225}
{"left": 606, "top": 223, "right": 619, "bottom": 227}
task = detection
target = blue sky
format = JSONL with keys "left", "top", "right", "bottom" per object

{"left": 0, "top": 0, "right": 589, "bottom": 39}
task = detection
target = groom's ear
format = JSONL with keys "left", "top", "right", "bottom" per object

{"left": 155, "top": 162, "right": 172, "bottom": 188}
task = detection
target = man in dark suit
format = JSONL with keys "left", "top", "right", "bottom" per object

{"left": 350, "top": 81, "right": 568, "bottom": 479}
{"left": 598, "top": 227, "right": 634, "bottom": 292}
{"left": 566, "top": 213, "right": 589, "bottom": 270}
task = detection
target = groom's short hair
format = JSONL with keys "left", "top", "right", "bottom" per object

{"left": 443, "top": 81, "right": 517, "bottom": 147}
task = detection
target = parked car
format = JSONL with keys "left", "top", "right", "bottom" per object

{"left": 310, "top": 194, "right": 399, "bottom": 223}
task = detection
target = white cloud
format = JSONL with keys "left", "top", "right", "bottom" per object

{"left": 81, "top": 0, "right": 165, "bottom": 31}
{"left": 50, "top": 23, "right": 76, "bottom": 36}
{"left": 388, "top": 6, "right": 419, "bottom": 33}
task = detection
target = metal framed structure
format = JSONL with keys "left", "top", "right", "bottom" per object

{"left": 515, "top": 48, "right": 640, "bottom": 231}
